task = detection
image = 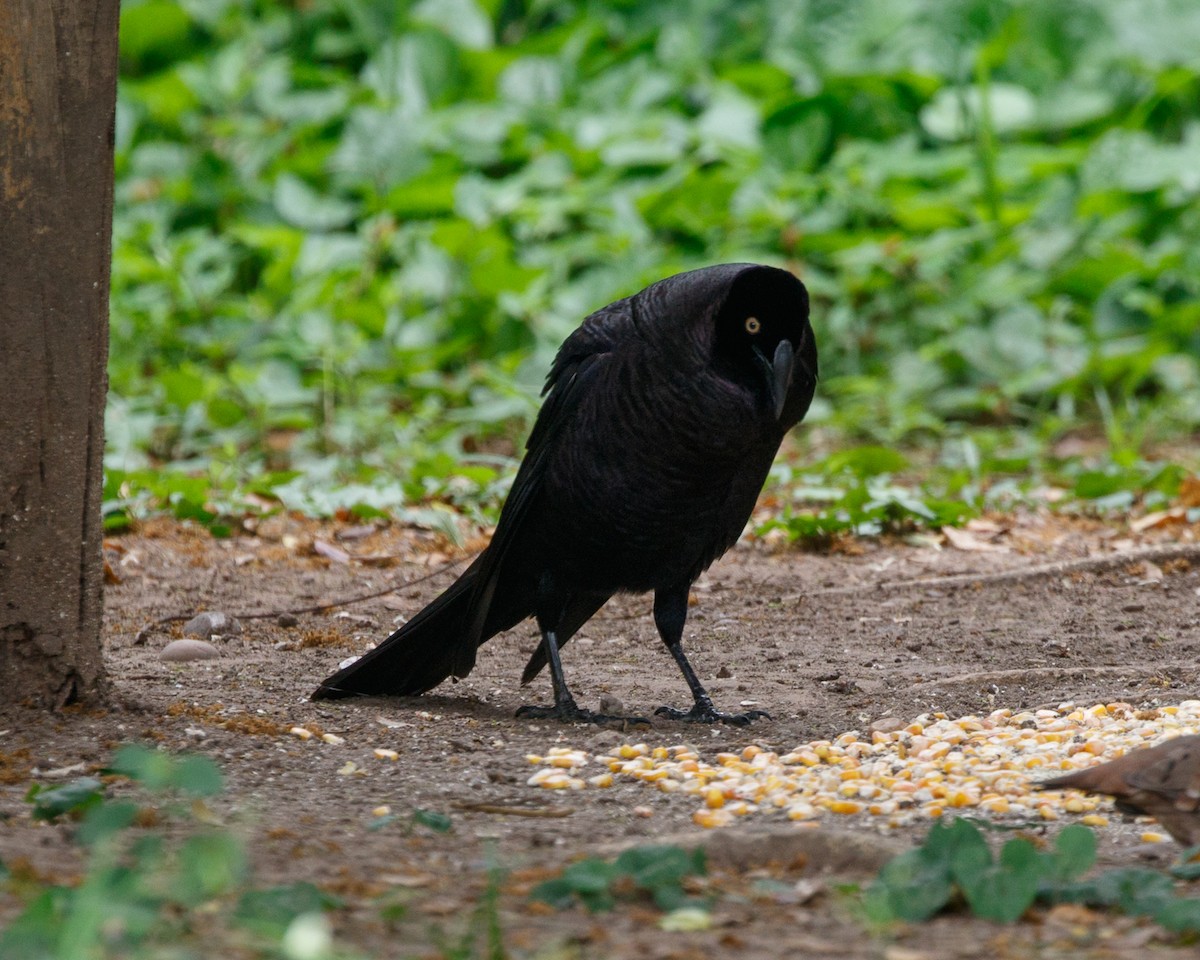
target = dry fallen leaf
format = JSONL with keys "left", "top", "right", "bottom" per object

{"left": 1140, "top": 561, "right": 1165, "bottom": 583}
{"left": 314, "top": 539, "right": 351, "bottom": 564}
{"left": 103, "top": 559, "right": 122, "bottom": 585}
{"left": 1130, "top": 508, "right": 1187, "bottom": 533}
{"left": 942, "top": 525, "right": 1007, "bottom": 552}
{"left": 334, "top": 524, "right": 377, "bottom": 542}
{"left": 965, "top": 518, "right": 1004, "bottom": 535}
{"left": 1180, "top": 474, "right": 1200, "bottom": 508}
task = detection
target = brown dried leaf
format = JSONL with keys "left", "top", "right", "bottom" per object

{"left": 1180, "top": 475, "right": 1200, "bottom": 508}
{"left": 1129, "top": 508, "right": 1187, "bottom": 533}
{"left": 103, "top": 560, "right": 122, "bottom": 585}
{"left": 313, "top": 539, "right": 351, "bottom": 565}
{"left": 942, "top": 526, "right": 1007, "bottom": 552}
{"left": 334, "top": 524, "right": 377, "bottom": 542}
{"left": 1140, "top": 561, "right": 1165, "bottom": 583}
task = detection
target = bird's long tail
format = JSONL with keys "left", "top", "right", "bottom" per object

{"left": 311, "top": 558, "right": 516, "bottom": 699}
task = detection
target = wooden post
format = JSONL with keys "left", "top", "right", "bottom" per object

{"left": 0, "top": 0, "right": 120, "bottom": 707}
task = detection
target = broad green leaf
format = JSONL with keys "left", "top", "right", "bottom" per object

{"left": 27, "top": 778, "right": 105, "bottom": 822}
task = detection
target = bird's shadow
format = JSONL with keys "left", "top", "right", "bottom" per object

{"left": 310, "top": 690, "right": 665, "bottom": 730}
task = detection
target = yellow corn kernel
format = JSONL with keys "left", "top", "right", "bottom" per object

{"left": 1038, "top": 805, "right": 1059, "bottom": 821}
{"left": 587, "top": 773, "right": 613, "bottom": 788}
{"left": 1141, "top": 832, "right": 1169, "bottom": 843}
{"left": 373, "top": 748, "right": 400, "bottom": 761}
{"left": 693, "top": 809, "right": 732, "bottom": 829}
{"left": 826, "top": 800, "right": 863, "bottom": 815}
{"left": 704, "top": 787, "right": 726, "bottom": 809}
{"left": 1064, "top": 796, "right": 1088, "bottom": 814}
{"left": 1081, "top": 815, "right": 1109, "bottom": 827}
{"left": 651, "top": 746, "right": 669, "bottom": 760}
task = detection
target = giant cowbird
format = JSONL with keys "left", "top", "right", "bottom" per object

{"left": 1039, "top": 735, "right": 1200, "bottom": 845}
{"left": 312, "top": 263, "right": 817, "bottom": 724}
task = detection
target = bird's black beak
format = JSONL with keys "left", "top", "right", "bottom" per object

{"left": 755, "top": 339, "right": 795, "bottom": 421}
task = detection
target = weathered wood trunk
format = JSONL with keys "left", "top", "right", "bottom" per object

{"left": 0, "top": 0, "right": 120, "bottom": 707}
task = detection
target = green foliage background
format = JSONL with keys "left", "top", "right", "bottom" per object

{"left": 107, "top": 0, "right": 1200, "bottom": 531}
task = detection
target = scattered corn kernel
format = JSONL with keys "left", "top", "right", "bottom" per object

{"left": 826, "top": 800, "right": 864, "bottom": 815}
{"left": 289, "top": 727, "right": 313, "bottom": 740}
{"left": 321, "top": 733, "right": 344, "bottom": 745}
{"left": 373, "top": 748, "right": 399, "bottom": 761}
{"left": 1142, "top": 832, "right": 1170, "bottom": 843}
{"left": 693, "top": 809, "right": 732, "bottom": 828}
{"left": 513, "top": 702, "right": 1200, "bottom": 835}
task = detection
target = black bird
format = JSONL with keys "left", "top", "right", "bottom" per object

{"left": 313, "top": 263, "right": 817, "bottom": 724}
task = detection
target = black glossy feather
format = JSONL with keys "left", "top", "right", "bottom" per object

{"left": 312, "top": 263, "right": 817, "bottom": 718}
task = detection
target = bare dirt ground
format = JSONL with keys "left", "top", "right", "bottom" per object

{"left": 4, "top": 511, "right": 1200, "bottom": 958}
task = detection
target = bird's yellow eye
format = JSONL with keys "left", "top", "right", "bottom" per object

{"left": 745, "top": 316, "right": 761, "bottom": 334}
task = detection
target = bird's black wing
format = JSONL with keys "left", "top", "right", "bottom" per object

{"left": 460, "top": 302, "right": 634, "bottom": 648}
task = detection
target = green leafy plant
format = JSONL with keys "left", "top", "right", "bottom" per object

{"left": 103, "top": 0, "right": 1200, "bottom": 532}
{"left": 367, "top": 806, "right": 453, "bottom": 834}
{"left": 866, "top": 817, "right": 1200, "bottom": 936}
{"left": 531, "top": 845, "right": 707, "bottom": 913}
{"left": 0, "top": 746, "right": 347, "bottom": 960}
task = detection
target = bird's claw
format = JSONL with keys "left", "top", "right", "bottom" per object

{"left": 516, "top": 702, "right": 651, "bottom": 728}
{"left": 654, "top": 703, "right": 771, "bottom": 726}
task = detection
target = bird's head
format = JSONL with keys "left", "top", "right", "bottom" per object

{"left": 710, "top": 265, "right": 817, "bottom": 430}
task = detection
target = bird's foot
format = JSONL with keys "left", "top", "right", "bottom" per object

{"left": 516, "top": 701, "right": 651, "bottom": 728}
{"left": 655, "top": 701, "right": 770, "bottom": 726}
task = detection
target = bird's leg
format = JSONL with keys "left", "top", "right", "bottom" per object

{"left": 516, "top": 573, "right": 648, "bottom": 726}
{"left": 652, "top": 585, "right": 770, "bottom": 726}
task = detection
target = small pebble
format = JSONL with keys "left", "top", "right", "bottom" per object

{"left": 160, "top": 639, "right": 221, "bottom": 662}
{"left": 277, "top": 613, "right": 299, "bottom": 628}
{"left": 598, "top": 693, "right": 625, "bottom": 716}
{"left": 182, "top": 611, "right": 242, "bottom": 638}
